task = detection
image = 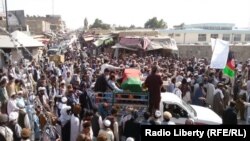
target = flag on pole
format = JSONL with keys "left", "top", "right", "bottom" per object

{"left": 223, "top": 51, "right": 235, "bottom": 78}
{"left": 211, "top": 38, "right": 216, "bottom": 51}
{"left": 210, "top": 39, "right": 229, "bottom": 69}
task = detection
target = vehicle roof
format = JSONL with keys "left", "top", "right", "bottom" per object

{"left": 161, "top": 92, "right": 182, "bottom": 104}
{"left": 48, "top": 48, "right": 59, "bottom": 51}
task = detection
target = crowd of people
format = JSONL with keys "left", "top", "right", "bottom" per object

{"left": 0, "top": 40, "right": 250, "bottom": 141}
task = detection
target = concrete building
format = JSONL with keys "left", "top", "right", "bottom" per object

{"left": 158, "top": 23, "right": 250, "bottom": 61}
{"left": 26, "top": 17, "right": 51, "bottom": 35}
{"left": 160, "top": 23, "right": 250, "bottom": 44}
{"left": 45, "top": 15, "right": 66, "bottom": 33}
{"left": 0, "top": 30, "right": 44, "bottom": 67}
{"left": 26, "top": 15, "right": 66, "bottom": 35}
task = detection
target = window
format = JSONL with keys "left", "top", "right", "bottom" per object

{"left": 175, "top": 34, "right": 180, "bottom": 37}
{"left": 234, "top": 34, "right": 241, "bottom": 41}
{"left": 211, "top": 34, "right": 218, "bottom": 39}
{"left": 163, "top": 103, "right": 188, "bottom": 118}
{"left": 168, "top": 33, "right": 174, "bottom": 37}
{"left": 198, "top": 34, "right": 206, "bottom": 41}
{"left": 222, "top": 34, "right": 230, "bottom": 41}
{"left": 245, "top": 34, "right": 250, "bottom": 41}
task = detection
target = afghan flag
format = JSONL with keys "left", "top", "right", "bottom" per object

{"left": 223, "top": 51, "right": 235, "bottom": 78}
{"left": 121, "top": 69, "right": 142, "bottom": 92}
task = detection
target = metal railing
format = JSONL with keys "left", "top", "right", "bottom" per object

{"left": 95, "top": 91, "right": 149, "bottom": 108}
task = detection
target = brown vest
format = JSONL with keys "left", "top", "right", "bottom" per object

{"left": 18, "top": 110, "right": 26, "bottom": 128}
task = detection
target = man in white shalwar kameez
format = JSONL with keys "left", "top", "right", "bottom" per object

{"left": 59, "top": 97, "right": 71, "bottom": 141}
{"left": 205, "top": 80, "right": 215, "bottom": 107}
{"left": 59, "top": 97, "right": 71, "bottom": 126}
{"left": 7, "top": 92, "right": 19, "bottom": 115}
{"left": 70, "top": 105, "right": 81, "bottom": 141}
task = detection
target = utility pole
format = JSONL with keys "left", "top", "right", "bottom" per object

{"left": 5, "top": 0, "right": 8, "bottom": 32}
{"left": 52, "top": 0, "right": 54, "bottom": 16}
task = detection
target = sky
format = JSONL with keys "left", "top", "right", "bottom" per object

{"left": 2, "top": 0, "right": 250, "bottom": 30}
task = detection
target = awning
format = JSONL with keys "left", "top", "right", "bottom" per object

{"left": 119, "top": 37, "right": 151, "bottom": 50}
{"left": 93, "top": 36, "right": 113, "bottom": 47}
{"left": 0, "top": 35, "right": 17, "bottom": 48}
{"left": 111, "top": 44, "right": 138, "bottom": 51}
{"left": 147, "top": 38, "right": 178, "bottom": 51}
{"left": 11, "top": 31, "right": 44, "bottom": 47}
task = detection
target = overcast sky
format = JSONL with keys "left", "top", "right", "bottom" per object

{"left": 2, "top": 0, "right": 250, "bottom": 29}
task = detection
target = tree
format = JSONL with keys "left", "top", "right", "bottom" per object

{"left": 129, "top": 25, "right": 136, "bottom": 29}
{"left": 144, "top": 17, "right": 167, "bottom": 29}
{"left": 90, "top": 18, "right": 111, "bottom": 30}
{"left": 173, "top": 23, "right": 185, "bottom": 29}
{"left": 84, "top": 18, "right": 88, "bottom": 30}
{"left": 115, "top": 26, "right": 128, "bottom": 30}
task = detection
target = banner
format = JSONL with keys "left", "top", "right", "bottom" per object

{"left": 211, "top": 38, "right": 216, "bottom": 51}
{"left": 210, "top": 39, "right": 229, "bottom": 69}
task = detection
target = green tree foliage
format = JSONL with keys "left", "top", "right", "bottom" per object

{"left": 144, "top": 17, "right": 167, "bottom": 29}
{"left": 90, "top": 19, "right": 111, "bottom": 30}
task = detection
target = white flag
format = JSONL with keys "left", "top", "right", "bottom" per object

{"left": 210, "top": 39, "right": 229, "bottom": 69}
{"left": 211, "top": 38, "right": 216, "bottom": 51}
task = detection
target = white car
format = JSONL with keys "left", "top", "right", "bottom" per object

{"left": 160, "top": 92, "right": 222, "bottom": 125}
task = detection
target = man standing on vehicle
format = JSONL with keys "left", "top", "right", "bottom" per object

{"left": 144, "top": 66, "right": 163, "bottom": 114}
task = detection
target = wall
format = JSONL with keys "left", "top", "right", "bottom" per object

{"left": 162, "top": 30, "right": 250, "bottom": 44}
{"left": 31, "top": 48, "right": 43, "bottom": 61}
{"left": 10, "top": 47, "right": 41, "bottom": 63}
{"left": 11, "top": 49, "right": 23, "bottom": 63}
{"left": 26, "top": 20, "right": 51, "bottom": 35}
{"left": 178, "top": 45, "right": 250, "bottom": 62}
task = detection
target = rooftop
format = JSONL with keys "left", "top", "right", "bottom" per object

{"left": 159, "top": 28, "right": 250, "bottom": 34}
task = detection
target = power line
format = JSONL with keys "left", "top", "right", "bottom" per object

{"left": 0, "top": 27, "right": 32, "bottom": 57}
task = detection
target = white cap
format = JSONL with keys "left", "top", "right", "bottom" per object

{"left": 175, "top": 81, "right": 182, "bottom": 88}
{"left": 38, "top": 87, "right": 46, "bottom": 91}
{"left": 194, "top": 72, "right": 198, "bottom": 76}
{"left": 10, "top": 92, "right": 16, "bottom": 97}
{"left": 9, "top": 112, "right": 18, "bottom": 121}
{"left": 155, "top": 110, "right": 161, "bottom": 118}
{"left": 60, "top": 80, "right": 66, "bottom": 84}
{"left": 0, "top": 76, "right": 8, "bottom": 82}
{"left": 61, "top": 97, "right": 67, "bottom": 103}
{"left": 29, "top": 95, "right": 36, "bottom": 102}
{"left": 22, "top": 74, "right": 27, "bottom": 78}
{"left": 126, "top": 137, "right": 135, "bottom": 141}
{"left": 187, "top": 78, "right": 191, "bottom": 83}
{"left": 103, "top": 119, "right": 111, "bottom": 127}
{"left": 18, "top": 91, "right": 23, "bottom": 94}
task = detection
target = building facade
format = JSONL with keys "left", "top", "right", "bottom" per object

{"left": 160, "top": 23, "right": 250, "bottom": 44}
{"left": 158, "top": 23, "right": 250, "bottom": 61}
{"left": 26, "top": 17, "right": 51, "bottom": 35}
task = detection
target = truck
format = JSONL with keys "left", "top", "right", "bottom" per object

{"left": 96, "top": 91, "right": 222, "bottom": 125}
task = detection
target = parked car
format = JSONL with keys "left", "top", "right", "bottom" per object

{"left": 160, "top": 92, "right": 222, "bottom": 125}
